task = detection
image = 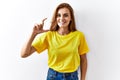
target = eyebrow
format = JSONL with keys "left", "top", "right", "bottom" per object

{"left": 57, "top": 13, "right": 69, "bottom": 15}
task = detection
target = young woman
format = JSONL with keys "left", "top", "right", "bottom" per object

{"left": 21, "top": 3, "right": 89, "bottom": 80}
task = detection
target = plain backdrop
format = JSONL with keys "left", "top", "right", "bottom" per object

{"left": 0, "top": 0, "right": 120, "bottom": 80}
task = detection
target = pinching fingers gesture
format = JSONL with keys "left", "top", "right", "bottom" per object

{"left": 33, "top": 18, "right": 49, "bottom": 35}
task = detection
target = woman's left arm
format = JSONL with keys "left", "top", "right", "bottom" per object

{"left": 80, "top": 54, "right": 87, "bottom": 80}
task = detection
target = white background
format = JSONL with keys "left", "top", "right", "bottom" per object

{"left": 0, "top": 0, "right": 120, "bottom": 80}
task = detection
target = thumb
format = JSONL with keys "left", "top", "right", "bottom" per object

{"left": 41, "top": 18, "right": 47, "bottom": 25}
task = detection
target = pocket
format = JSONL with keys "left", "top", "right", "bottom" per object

{"left": 47, "top": 68, "right": 56, "bottom": 80}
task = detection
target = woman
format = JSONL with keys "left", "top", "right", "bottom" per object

{"left": 21, "top": 3, "right": 89, "bottom": 80}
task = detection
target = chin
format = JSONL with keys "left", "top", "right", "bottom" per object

{"left": 59, "top": 26, "right": 66, "bottom": 28}
{"left": 58, "top": 25, "right": 68, "bottom": 28}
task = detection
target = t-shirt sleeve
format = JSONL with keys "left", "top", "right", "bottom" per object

{"left": 31, "top": 33, "right": 48, "bottom": 53}
{"left": 78, "top": 33, "right": 89, "bottom": 55}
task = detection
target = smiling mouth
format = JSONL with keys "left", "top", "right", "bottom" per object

{"left": 59, "top": 22, "right": 66, "bottom": 25}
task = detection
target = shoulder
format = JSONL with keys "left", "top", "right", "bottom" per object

{"left": 73, "top": 30, "right": 84, "bottom": 36}
{"left": 46, "top": 31, "right": 56, "bottom": 35}
{"left": 38, "top": 31, "right": 55, "bottom": 36}
{"left": 42, "top": 31, "right": 57, "bottom": 38}
{"left": 35, "top": 31, "right": 52, "bottom": 38}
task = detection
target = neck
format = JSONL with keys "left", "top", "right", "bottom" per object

{"left": 58, "top": 27, "right": 70, "bottom": 35}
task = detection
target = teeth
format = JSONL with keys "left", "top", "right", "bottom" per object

{"left": 60, "top": 22, "right": 65, "bottom": 24}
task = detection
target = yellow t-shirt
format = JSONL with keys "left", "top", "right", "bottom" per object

{"left": 32, "top": 31, "right": 89, "bottom": 73}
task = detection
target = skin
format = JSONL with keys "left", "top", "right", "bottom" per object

{"left": 80, "top": 54, "right": 87, "bottom": 80}
{"left": 21, "top": 18, "right": 48, "bottom": 58}
{"left": 21, "top": 8, "right": 87, "bottom": 80}
{"left": 57, "top": 8, "right": 71, "bottom": 35}
{"left": 56, "top": 8, "right": 87, "bottom": 80}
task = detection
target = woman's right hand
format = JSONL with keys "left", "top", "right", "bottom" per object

{"left": 33, "top": 18, "right": 49, "bottom": 35}
{"left": 21, "top": 18, "right": 49, "bottom": 58}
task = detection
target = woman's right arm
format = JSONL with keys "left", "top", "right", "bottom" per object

{"left": 21, "top": 18, "right": 48, "bottom": 58}
{"left": 21, "top": 31, "right": 37, "bottom": 58}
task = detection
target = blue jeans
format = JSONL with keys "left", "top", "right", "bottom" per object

{"left": 47, "top": 68, "right": 78, "bottom": 80}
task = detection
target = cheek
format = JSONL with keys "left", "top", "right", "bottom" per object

{"left": 69, "top": 17, "right": 71, "bottom": 21}
{"left": 56, "top": 17, "right": 60, "bottom": 20}
{"left": 67, "top": 18, "right": 71, "bottom": 23}
{"left": 66, "top": 16, "right": 71, "bottom": 21}
{"left": 56, "top": 18, "right": 59, "bottom": 23}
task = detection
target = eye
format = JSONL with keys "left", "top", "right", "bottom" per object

{"left": 64, "top": 14, "right": 68, "bottom": 17}
{"left": 57, "top": 14, "right": 61, "bottom": 17}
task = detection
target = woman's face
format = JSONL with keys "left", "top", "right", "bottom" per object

{"left": 56, "top": 8, "right": 71, "bottom": 28}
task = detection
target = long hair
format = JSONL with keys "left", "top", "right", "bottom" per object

{"left": 50, "top": 3, "right": 77, "bottom": 32}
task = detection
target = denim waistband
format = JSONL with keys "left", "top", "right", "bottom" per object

{"left": 47, "top": 68, "right": 78, "bottom": 80}
{"left": 48, "top": 68, "right": 78, "bottom": 76}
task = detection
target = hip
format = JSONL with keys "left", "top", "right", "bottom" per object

{"left": 46, "top": 68, "right": 78, "bottom": 80}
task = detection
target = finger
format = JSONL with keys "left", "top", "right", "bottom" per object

{"left": 42, "top": 18, "right": 47, "bottom": 24}
{"left": 37, "top": 24, "right": 42, "bottom": 30}
{"left": 34, "top": 24, "right": 38, "bottom": 29}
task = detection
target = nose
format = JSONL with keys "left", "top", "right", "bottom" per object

{"left": 60, "top": 15, "right": 64, "bottom": 21}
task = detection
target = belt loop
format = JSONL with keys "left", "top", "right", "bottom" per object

{"left": 63, "top": 73, "right": 66, "bottom": 80}
{"left": 55, "top": 69, "right": 57, "bottom": 76}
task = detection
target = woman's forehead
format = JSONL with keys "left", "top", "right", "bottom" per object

{"left": 57, "top": 8, "right": 70, "bottom": 14}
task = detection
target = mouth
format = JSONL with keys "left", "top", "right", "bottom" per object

{"left": 59, "top": 22, "right": 66, "bottom": 25}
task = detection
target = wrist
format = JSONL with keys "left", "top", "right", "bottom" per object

{"left": 81, "top": 78, "right": 85, "bottom": 80}
{"left": 31, "top": 31, "right": 38, "bottom": 37}
{"left": 80, "top": 77, "right": 85, "bottom": 80}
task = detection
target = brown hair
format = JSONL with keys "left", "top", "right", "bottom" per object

{"left": 50, "top": 3, "right": 77, "bottom": 31}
